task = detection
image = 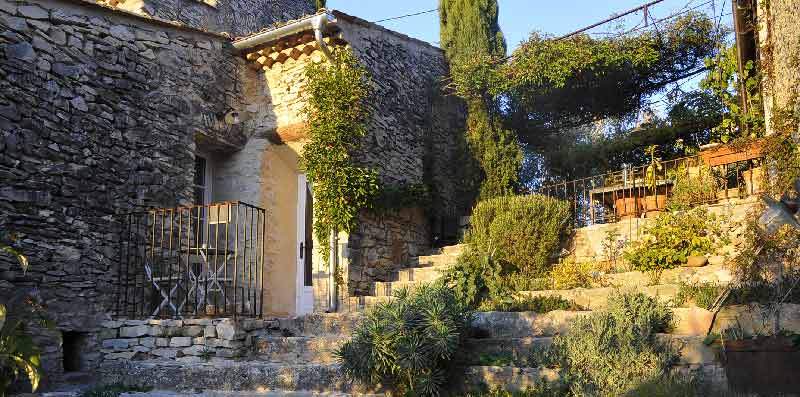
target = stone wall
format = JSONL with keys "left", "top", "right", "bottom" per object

{"left": 0, "top": 0, "right": 252, "bottom": 383}
{"left": 760, "top": 0, "right": 800, "bottom": 134}
{"left": 240, "top": 14, "right": 469, "bottom": 301}
{"left": 334, "top": 14, "right": 468, "bottom": 297}
{"left": 98, "top": 317, "right": 279, "bottom": 362}
{"left": 102, "top": 0, "right": 315, "bottom": 37}
{"left": 336, "top": 12, "right": 469, "bottom": 215}
{"left": 345, "top": 208, "right": 429, "bottom": 296}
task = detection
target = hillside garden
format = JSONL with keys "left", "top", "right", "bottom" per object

{"left": 334, "top": 0, "right": 800, "bottom": 395}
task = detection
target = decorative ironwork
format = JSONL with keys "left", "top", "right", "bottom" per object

{"left": 114, "top": 201, "right": 267, "bottom": 319}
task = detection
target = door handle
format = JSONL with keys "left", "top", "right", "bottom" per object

{"left": 300, "top": 242, "right": 304, "bottom": 259}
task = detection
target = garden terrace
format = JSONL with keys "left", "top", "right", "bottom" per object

{"left": 533, "top": 144, "right": 764, "bottom": 227}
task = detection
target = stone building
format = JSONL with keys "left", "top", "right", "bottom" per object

{"left": 0, "top": 0, "right": 466, "bottom": 385}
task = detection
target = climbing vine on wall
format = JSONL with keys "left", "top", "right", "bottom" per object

{"left": 302, "top": 49, "right": 378, "bottom": 261}
{"left": 699, "top": 44, "right": 765, "bottom": 142}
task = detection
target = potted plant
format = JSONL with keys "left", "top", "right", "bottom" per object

{"left": 721, "top": 333, "right": 800, "bottom": 394}
{"left": 643, "top": 145, "right": 667, "bottom": 216}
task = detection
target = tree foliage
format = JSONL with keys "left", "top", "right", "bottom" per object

{"left": 450, "top": 12, "right": 720, "bottom": 183}
{"left": 440, "top": 0, "right": 522, "bottom": 199}
{"left": 699, "top": 43, "right": 764, "bottom": 142}
{"left": 302, "top": 49, "right": 378, "bottom": 260}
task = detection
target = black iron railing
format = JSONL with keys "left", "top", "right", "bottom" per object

{"left": 534, "top": 150, "right": 765, "bottom": 228}
{"left": 114, "top": 201, "right": 267, "bottom": 319}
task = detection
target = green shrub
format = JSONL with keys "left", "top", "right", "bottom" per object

{"left": 336, "top": 284, "right": 473, "bottom": 396}
{"left": 673, "top": 281, "right": 723, "bottom": 309}
{"left": 668, "top": 166, "right": 721, "bottom": 211}
{"left": 462, "top": 384, "right": 564, "bottom": 397}
{"left": 623, "top": 208, "right": 725, "bottom": 273}
{"left": 445, "top": 195, "right": 572, "bottom": 306}
{"left": 548, "top": 259, "right": 596, "bottom": 290}
{"left": 543, "top": 293, "right": 677, "bottom": 396}
{"left": 467, "top": 195, "right": 572, "bottom": 277}
{"left": 726, "top": 269, "right": 800, "bottom": 305}
{"left": 1, "top": 234, "right": 42, "bottom": 395}
{"left": 478, "top": 295, "right": 584, "bottom": 313}
{"left": 627, "top": 375, "right": 717, "bottom": 397}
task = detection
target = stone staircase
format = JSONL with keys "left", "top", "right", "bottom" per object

{"left": 97, "top": 243, "right": 799, "bottom": 394}
{"left": 348, "top": 244, "right": 465, "bottom": 310}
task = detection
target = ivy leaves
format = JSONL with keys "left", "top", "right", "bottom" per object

{"left": 302, "top": 49, "right": 378, "bottom": 257}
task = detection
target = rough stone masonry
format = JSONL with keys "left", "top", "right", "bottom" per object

{"left": 0, "top": 0, "right": 312, "bottom": 384}
{"left": 0, "top": 0, "right": 469, "bottom": 387}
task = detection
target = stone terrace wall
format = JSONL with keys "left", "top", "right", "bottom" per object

{"left": 0, "top": 0, "right": 254, "bottom": 384}
{"left": 98, "top": 317, "right": 279, "bottom": 362}
{"left": 105, "top": 0, "right": 316, "bottom": 37}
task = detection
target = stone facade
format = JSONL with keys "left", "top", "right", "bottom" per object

{"left": 336, "top": 13, "right": 468, "bottom": 297}
{"left": 0, "top": 0, "right": 311, "bottom": 385}
{"left": 100, "top": 0, "right": 315, "bottom": 37}
{"left": 235, "top": 13, "right": 469, "bottom": 302}
{"left": 1, "top": 0, "right": 468, "bottom": 385}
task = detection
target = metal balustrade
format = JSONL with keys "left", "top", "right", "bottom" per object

{"left": 114, "top": 201, "right": 267, "bottom": 319}
{"left": 533, "top": 151, "right": 765, "bottom": 228}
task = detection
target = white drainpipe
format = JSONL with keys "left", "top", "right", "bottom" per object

{"left": 232, "top": 12, "right": 337, "bottom": 63}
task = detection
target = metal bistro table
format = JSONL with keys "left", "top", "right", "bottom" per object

{"left": 145, "top": 245, "right": 234, "bottom": 318}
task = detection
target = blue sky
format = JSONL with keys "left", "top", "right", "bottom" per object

{"left": 328, "top": 0, "right": 731, "bottom": 54}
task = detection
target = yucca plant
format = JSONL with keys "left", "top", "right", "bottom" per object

{"left": 336, "top": 284, "right": 474, "bottom": 396}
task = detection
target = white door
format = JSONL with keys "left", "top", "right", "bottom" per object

{"left": 295, "top": 175, "right": 315, "bottom": 315}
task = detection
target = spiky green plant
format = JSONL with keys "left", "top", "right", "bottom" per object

{"left": 336, "top": 284, "right": 474, "bottom": 396}
{"left": 1, "top": 233, "right": 41, "bottom": 395}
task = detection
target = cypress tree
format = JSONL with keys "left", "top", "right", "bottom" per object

{"left": 440, "top": 0, "right": 521, "bottom": 199}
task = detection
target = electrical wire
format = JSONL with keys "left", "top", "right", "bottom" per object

{"left": 373, "top": 8, "right": 438, "bottom": 24}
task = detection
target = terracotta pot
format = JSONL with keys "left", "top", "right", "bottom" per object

{"left": 614, "top": 197, "right": 640, "bottom": 219}
{"left": 724, "top": 336, "right": 800, "bottom": 394}
{"left": 684, "top": 255, "right": 708, "bottom": 267}
{"left": 700, "top": 140, "right": 763, "bottom": 167}
{"left": 642, "top": 194, "right": 667, "bottom": 216}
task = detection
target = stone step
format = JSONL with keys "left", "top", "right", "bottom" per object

{"left": 101, "top": 359, "right": 554, "bottom": 394}
{"left": 518, "top": 283, "right": 682, "bottom": 310}
{"left": 413, "top": 252, "right": 461, "bottom": 268}
{"left": 121, "top": 391, "right": 384, "bottom": 397}
{"left": 602, "top": 264, "right": 733, "bottom": 289}
{"left": 463, "top": 366, "right": 559, "bottom": 393}
{"left": 395, "top": 265, "right": 450, "bottom": 282}
{"left": 439, "top": 243, "right": 467, "bottom": 256}
{"left": 99, "top": 361, "right": 375, "bottom": 393}
{"left": 276, "top": 313, "right": 364, "bottom": 337}
{"left": 465, "top": 337, "right": 553, "bottom": 366}
{"left": 345, "top": 295, "right": 395, "bottom": 311}
{"left": 464, "top": 334, "right": 720, "bottom": 368}
{"left": 370, "top": 280, "right": 433, "bottom": 297}
{"left": 472, "top": 311, "right": 589, "bottom": 338}
{"left": 254, "top": 336, "right": 348, "bottom": 364}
